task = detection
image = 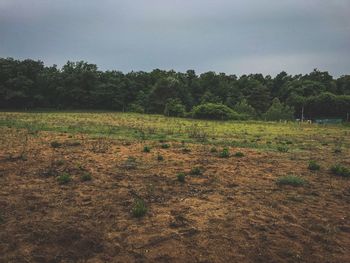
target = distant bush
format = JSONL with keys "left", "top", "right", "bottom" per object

{"left": 210, "top": 147, "right": 218, "bottom": 153}
{"left": 157, "top": 154, "right": 164, "bottom": 161}
{"left": 132, "top": 199, "right": 147, "bottom": 217}
{"left": 264, "top": 98, "right": 294, "bottom": 121}
{"left": 219, "top": 147, "right": 230, "bottom": 158}
{"left": 161, "top": 143, "right": 170, "bottom": 149}
{"left": 308, "top": 160, "right": 320, "bottom": 171}
{"left": 177, "top": 172, "right": 186, "bottom": 182}
{"left": 50, "top": 141, "right": 62, "bottom": 148}
{"left": 330, "top": 164, "right": 350, "bottom": 177}
{"left": 276, "top": 175, "right": 306, "bottom": 186}
{"left": 81, "top": 172, "right": 92, "bottom": 181}
{"left": 164, "top": 98, "right": 186, "bottom": 117}
{"left": 128, "top": 103, "right": 145, "bottom": 113}
{"left": 191, "top": 103, "right": 242, "bottom": 120}
{"left": 57, "top": 173, "right": 71, "bottom": 184}
{"left": 189, "top": 167, "right": 203, "bottom": 175}
{"left": 232, "top": 99, "right": 256, "bottom": 119}
{"left": 234, "top": 151, "right": 244, "bottom": 157}
{"left": 143, "top": 146, "right": 151, "bottom": 153}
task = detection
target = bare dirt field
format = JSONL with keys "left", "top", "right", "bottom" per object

{"left": 0, "top": 113, "right": 349, "bottom": 262}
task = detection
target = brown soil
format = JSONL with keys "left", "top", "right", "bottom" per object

{"left": 0, "top": 130, "right": 349, "bottom": 263}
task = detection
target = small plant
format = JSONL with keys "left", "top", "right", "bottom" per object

{"left": 210, "top": 147, "right": 217, "bottom": 153}
{"left": 143, "top": 146, "right": 151, "bottom": 153}
{"left": 81, "top": 172, "right": 92, "bottom": 181}
{"left": 161, "top": 143, "right": 170, "bottom": 149}
{"left": 57, "top": 173, "right": 71, "bottom": 184}
{"left": 157, "top": 153, "right": 164, "bottom": 161}
{"left": 189, "top": 167, "right": 203, "bottom": 175}
{"left": 50, "top": 141, "right": 62, "bottom": 148}
{"left": 0, "top": 215, "right": 4, "bottom": 224}
{"left": 132, "top": 199, "right": 147, "bottom": 218}
{"left": 308, "top": 160, "right": 320, "bottom": 171}
{"left": 277, "top": 146, "right": 289, "bottom": 152}
{"left": 330, "top": 164, "right": 350, "bottom": 177}
{"left": 276, "top": 175, "right": 306, "bottom": 186}
{"left": 182, "top": 148, "right": 191, "bottom": 153}
{"left": 54, "top": 159, "right": 65, "bottom": 166}
{"left": 177, "top": 172, "right": 186, "bottom": 182}
{"left": 334, "top": 148, "right": 342, "bottom": 154}
{"left": 234, "top": 151, "right": 244, "bottom": 157}
{"left": 122, "top": 156, "right": 138, "bottom": 169}
{"left": 219, "top": 148, "right": 230, "bottom": 158}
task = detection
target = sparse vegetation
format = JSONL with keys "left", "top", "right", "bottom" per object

{"left": 234, "top": 151, "right": 244, "bottom": 157}
{"left": 57, "top": 173, "right": 72, "bottom": 184}
{"left": 219, "top": 148, "right": 230, "bottom": 158}
{"left": 189, "top": 167, "right": 203, "bottom": 175}
{"left": 308, "top": 160, "right": 320, "bottom": 171}
{"left": 143, "top": 146, "right": 151, "bottom": 153}
{"left": 177, "top": 172, "right": 186, "bottom": 182}
{"left": 132, "top": 199, "right": 147, "bottom": 218}
{"left": 50, "top": 141, "right": 62, "bottom": 148}
{"left": 161, "top": 143, "right": 170, "bottom": 149}
{"left": 81, "top": 172, "right": 92, "bottom": 181}
{"left": 276, "top": 175, "right": 306, "bottom": 186}
{"left": 157, "top": 154, "right": 164, "bottom": 161}
{"left": 330, "top": 164, "right": 350, "bottom": 177}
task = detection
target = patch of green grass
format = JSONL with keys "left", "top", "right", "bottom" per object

{"left": 57, "top": 173, "right": 72, "bottom": 184}
{"left": 50, "top": 141, "right": 62, "bottom": 148}
{"left": 177, "top": 172, "right": 186, "bottom": 182}
{"left": 277, "top": 145, "right": 289, "bottom": 152}
{"left": 219, "top": 148, "right": 230, "bottom": 158}
{"left": 81, "top": 172, "right": 92, "bottom": 181}
{"left": 308, "top": 160, "right": 320, "bottom": 171}
{"left": 234, "top": 151, "right": 244, "bottom": 157}
{"left": 189, "top": 166, "right": 203, "bottom": 175}
{"left": 132, "top": 199, "right": 147, "bottom": 218}
{"left": 276, "top": 175, "right": 306, "bottom": 186}
{"left": 161, "top": 143, "right": 170, "bottom": 149}
{"left": 330, "top": 164, "right": 350, "bottom": 177}
{"left": 143, "top": 146, "right": 151, "bottom": 153}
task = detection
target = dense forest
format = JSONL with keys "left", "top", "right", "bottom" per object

{"left": 0, "top": 57, "right": 349, "bottom": 121}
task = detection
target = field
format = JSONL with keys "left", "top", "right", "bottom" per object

{"left": 0, "top": 111, "right": 349, "bottom": 263}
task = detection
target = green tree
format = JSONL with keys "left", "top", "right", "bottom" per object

{"left": 264, "top": 98, "right": 294, "bottom": 121}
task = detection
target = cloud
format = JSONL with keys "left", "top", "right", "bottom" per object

{"left": 0, "top": 0, "right": 349, "bottom": 76}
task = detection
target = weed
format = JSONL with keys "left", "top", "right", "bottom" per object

{"left": 143, "top": 146, "right": 151, "bottom": 153}
{"left": 234, "top": 151, "right": 244, "bottom": 157}
{"left": 157, "top": 154, "right": 164, "bottom": 161}
{"left": 210, "top": 147, "right": 217, "bottom": 153}
{"left": 161, "top": 143, "right": 170, "bottom": 149}
{"left": 182, "top": 147, "right": 191, "bottom": 153}
{"left": 81, "top": 172, "right": 92, "bottom": 181}
{"left": 277, "top": 145, "right": 289, "bottom": 152}
{"left": 177, "top": 172, "right": 186, "bottom": 182}
{"left": 308, "top": 160, "right": 320, "bottom": 171}
{"left": 276, "top": 175, "right": 306, "bottom": 186}
{"left": 0, "top": 215, "right": 4, "bottom": 224}
{"left": 122, "top": 156, "right": 138, "bottom": 170}
{"left": 219, "top": 148, "right": 230, "bottom": 158}
{"left": 189, "top": 166, "right": 203, "bottom": 175}
{"left": 132, "top": 199, "right": 147, "bottom": 218}
{"left": 54, "top": 159, "right": 65, "bottom": 166}
{"left": 50, "top": 141, "right": 62, "bottom": 148}
{"left": 330, "top": 164, "right": 350, "bottom": 177}
{"left": 57, "top": 173, "right": 71, "bottom": 184}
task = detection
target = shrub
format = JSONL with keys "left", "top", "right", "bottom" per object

{"left": 210, "top": 147, "right": 217, "bottom": 153}
{"left": 164, "top": 98, "right": 186, "bottom": 117}
{"left": 177, "top": 172, "right": 186, "bottom": 182}
{"left": 219, "top": 148, "right": 230, "bottom": 158}
{"left": 182, "top": 148, "right": 191, "bottom": 153}
{"left": 121, "top": 156, "right": 138, "bottom": 170}
{"left": 57, "top": 173, "right": 71, "bottom": 184}
{"left": 81, "top": 172, "right": 92, "bottom": 181}
{"left": 132, "top": 199, "right": 147, "bottom": 217}
{"left": 277, "top": 145, "right": 289, "bottom": 152}
{"left": 232, "top": 99, "right": 256, "bottom": 119}
{"left": 189, "top": 167, "right": 203, "bottom": 175}
{"left": 330, "top": 164, "right": 350, "bottom": 177}
{"left": 161, "top": 143, "right": 170, "bottom": 149}
{"left": 276, "top": 175, "right": 306, "bottom": 186}
{"left": 143, "top": 146, "right": 151, "bottom": 153}
{"left": 234, "top": 151, "right": 244, "bottom": 157}
{"left": 128, "top": 103, "right": 145, "bottom": 113}
{"left": 263, "top": 98, "right": 295, "bottom": 121}
{"left": 50, "top": 141, "right": 62, "bottom": 148}
{"left": 191, "top": 103, "right": 242, "bottom": 120}
{"left": 157, "top": 154, "right": 164, "bottom": 161}
{"left": 308, "top": 160, "right": 320, "bottom": 171}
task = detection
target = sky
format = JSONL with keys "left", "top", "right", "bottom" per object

{"left": 1, "top": 0, "right": 350, "bottom": 76}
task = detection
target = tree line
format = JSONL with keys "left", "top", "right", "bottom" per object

{"left": 0, "top": 57, "right": 349, "bottom": 121}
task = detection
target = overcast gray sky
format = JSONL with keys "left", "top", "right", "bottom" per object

{"left": 1, "top": 0, "right": 349, "bottom": 76}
